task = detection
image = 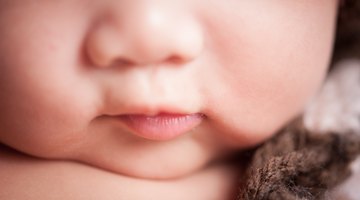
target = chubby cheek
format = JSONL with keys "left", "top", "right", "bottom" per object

{"left": 0, "top": 13, "right": 98, "bottom": 157}
{"left": 0, "top": 67, "right": 97, "bottom": 157}
{"left": 201, "top": 2, "right": 334, "bottom": 147}
{"left": 204, "top": 58, "right": 327, "bottom": 148}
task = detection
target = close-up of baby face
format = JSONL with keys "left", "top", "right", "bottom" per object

{"left": 0, "top": 0, "right": 338, "bottom": 179}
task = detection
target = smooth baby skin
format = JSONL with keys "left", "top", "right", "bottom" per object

{"left": 0, "top": 145, "right": 238, "bottom": 200}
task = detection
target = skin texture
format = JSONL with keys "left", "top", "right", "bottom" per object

{"left": 0, "top": 145, "right": 238, "bottom": 200}
{"left": 0, "top": 0, "right": 338, "bottom": 184}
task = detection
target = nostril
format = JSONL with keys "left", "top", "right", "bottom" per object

{"left": 166, "top": 55, "right": 186, "bottom": 65}
{"left": 110, "top": 58, "right": 135, "bottom": 68}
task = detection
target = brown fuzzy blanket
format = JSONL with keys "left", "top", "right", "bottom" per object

{"left": 237, "top": 120, "right": 360, "bottom": 200}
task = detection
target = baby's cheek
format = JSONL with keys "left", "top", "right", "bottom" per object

{"left": 202, "top": 65, "right": 311, "bottom": 149}
{"left": 0, "top": 80, "right": 97, "bottom": 158}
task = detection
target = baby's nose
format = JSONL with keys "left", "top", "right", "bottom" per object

{"left": 85, "top": 1, "right": 204, "bottom": 68}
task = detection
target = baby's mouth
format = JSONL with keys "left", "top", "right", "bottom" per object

{"left": 118, "top": 113, "right": 205, "bottom": 141}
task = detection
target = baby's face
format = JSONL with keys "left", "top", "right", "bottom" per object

{"left": 0, "top": 0, "right": 338, "bottom": 179}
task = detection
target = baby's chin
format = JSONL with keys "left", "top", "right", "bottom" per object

{"left": 63, "top": 126, "right": 235, "bottom": 179}
{"left": 92, "top": 162, "right": 204, "bottom": 180}
{"left": 71, "top": 139, "right": 234, "bottom": 180}
{"left": 75, "top": 150, "right": 216, "bottom": 180}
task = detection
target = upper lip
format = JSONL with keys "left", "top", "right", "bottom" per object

{"left": 102, "top": 104, "right": 200, "bottom": 117}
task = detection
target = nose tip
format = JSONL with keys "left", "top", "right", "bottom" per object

{"left": 85, "top": 3, "right": 204, "bottom": 68}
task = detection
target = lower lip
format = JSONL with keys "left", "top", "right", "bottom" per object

{"left": 119, "top": 113, "right": 204, "bottom": 141}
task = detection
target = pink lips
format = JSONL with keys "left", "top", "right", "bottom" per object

{"left": 119, "top": 113, "right": 204, "bottom": 140}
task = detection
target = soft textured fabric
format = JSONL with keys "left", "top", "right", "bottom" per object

{"left": 305, "top": 59, "right": 360, "bottom": 200}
